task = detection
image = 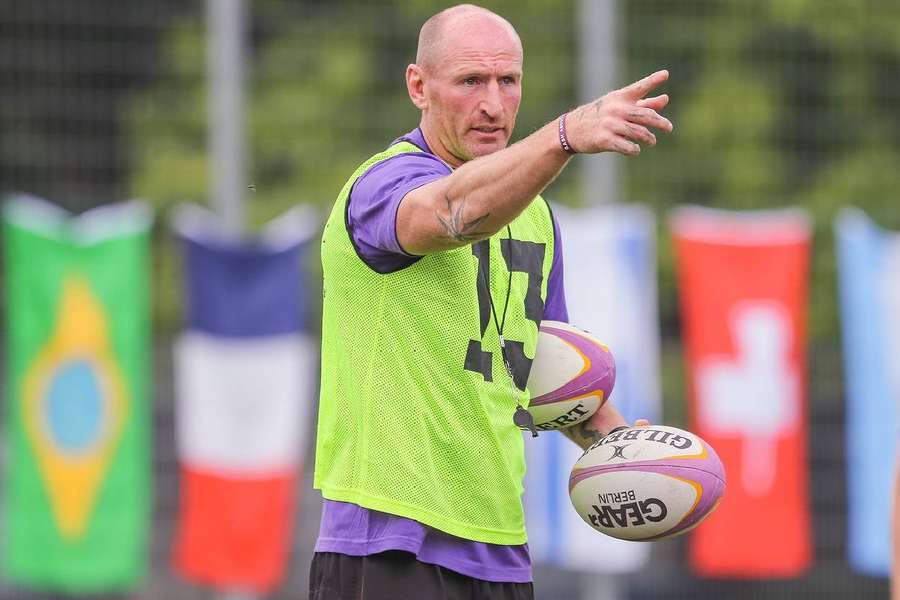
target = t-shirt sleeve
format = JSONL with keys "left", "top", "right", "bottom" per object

{"left": 543, "top": 211, "right": 569, "bottom": 323}
{"left": 348, "top": 152, "right": 451, "bottom": 273}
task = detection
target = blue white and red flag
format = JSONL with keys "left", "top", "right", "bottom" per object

{"left": 170, "top": 205, "right": 317, "bottom": 594}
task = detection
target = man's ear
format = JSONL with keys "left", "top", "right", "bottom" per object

{"left": 406, "top": 64, "right": 427, "bottom": 110}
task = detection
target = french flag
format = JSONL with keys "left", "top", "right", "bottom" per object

{"left": 171, "top": 205, "right": 317, "bottom": 594}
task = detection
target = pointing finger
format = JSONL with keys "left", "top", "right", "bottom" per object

{"left": 621, "top": 69, "right": 669, "bottom": 100}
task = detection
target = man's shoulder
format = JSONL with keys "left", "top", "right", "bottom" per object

{"left": 363, "top": 148, "right": 449, "bottom": 178}
{"left": 354, "top": 136, "right": 450, "bottom": 189}
{"left": 390, "top": 127, "right": 431, "bottom": 154}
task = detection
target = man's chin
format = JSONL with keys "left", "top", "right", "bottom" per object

{"left": 466, "top": 140, "right": 508, "bottom": 158}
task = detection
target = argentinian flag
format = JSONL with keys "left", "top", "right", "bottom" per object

{"left": 835, "top": 207, "right": 900, "bottom": 577}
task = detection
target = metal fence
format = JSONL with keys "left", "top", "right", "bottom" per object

{"left": 1, "top": 0, "right": 898, "bottom": 598}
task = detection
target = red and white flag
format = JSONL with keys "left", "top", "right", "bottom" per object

{"left": 671, "top": 206, "right": 813, "bottom": 578}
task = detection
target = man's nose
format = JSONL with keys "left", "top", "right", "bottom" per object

{"left": 479, "top": 80, "right": 503, "bottom": 119}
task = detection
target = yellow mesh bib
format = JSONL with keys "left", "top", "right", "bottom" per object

{"left": 313, "top": 141, "right": 555, "bottom": 544}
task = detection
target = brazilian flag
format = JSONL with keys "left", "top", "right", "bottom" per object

{"left": 2, "top": 196, "right": 152, "bottom": 592}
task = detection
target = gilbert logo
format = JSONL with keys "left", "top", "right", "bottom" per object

{"left": 535, "top": 402, "right": 589, "bottom": 431}
{"left": 587, "top": 427, "right": 693, "bottom": 455}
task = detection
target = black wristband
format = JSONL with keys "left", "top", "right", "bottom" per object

{"left": 604, "top": 425, "right": 630, "bottom": 437}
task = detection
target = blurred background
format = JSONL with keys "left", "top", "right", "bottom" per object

{"left": 2, "top": 0, "right": 899, "bottom": 598}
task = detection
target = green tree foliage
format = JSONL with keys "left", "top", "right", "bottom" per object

{"left": 127, "top": 1, "right": 576, "bottom": 328}
{"left": 130, "top": 0, "right": 900, "bottom": 341}
{"left": 623, "top": 0, "right": 900, "bottom": 340}
{"left": 128, "top": 0, "right": 575, "bottom": 227}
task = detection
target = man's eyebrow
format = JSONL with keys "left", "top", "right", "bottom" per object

{"left": 447, "top": 65, "right": 486, "bottom": 76}
{"left": 448, "top": 67, "right": 523, "bottom": 79}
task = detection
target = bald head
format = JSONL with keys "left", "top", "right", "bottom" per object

{"left": 406, "top": 4, "right": 524, "bottom": 166}
{"left": 415, "top": 4, "right": 522, "bottom": 73}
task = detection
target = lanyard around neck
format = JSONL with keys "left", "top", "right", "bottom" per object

{"left": 477, "top": 224, "right": 539, "bottom": 437}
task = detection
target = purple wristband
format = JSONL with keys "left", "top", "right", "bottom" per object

{"left": 558, "top": 113, "right": 577, "bottom": 155}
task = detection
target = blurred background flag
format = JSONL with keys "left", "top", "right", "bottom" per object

{"left": 835, "top": 207, "right": 900, "bottom": 577}
{"left": 524, "top": 203, "right": 661, "bottom": 573}
{"left": 1, "top": 195, "right": 152, "bottom": 592}
{"left": 171, "top": 204, "right": 317, "bottom": 595}
{"left": 672, "top": 206, "right": 813, "bottom": 578}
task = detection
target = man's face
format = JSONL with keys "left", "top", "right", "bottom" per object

{"left": 420, "top": 19, "right": 523, "bottom": 165}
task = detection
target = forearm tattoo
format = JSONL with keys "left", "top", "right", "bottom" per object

{"left": 436, "top": 194, "right": 491, "bottom": 243}
{"left": 562, "top": 420, "right": 604, "bottom": 450}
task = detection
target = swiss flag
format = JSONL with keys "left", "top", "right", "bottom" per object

{"left": 671, "top": 206, "right": 813, "bottom": 578}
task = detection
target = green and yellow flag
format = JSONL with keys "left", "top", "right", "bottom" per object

{"left": 2, "top": 196, "right": 152, "bottom": 592}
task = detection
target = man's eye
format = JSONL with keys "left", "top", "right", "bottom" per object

{"left": 462, "top": 77, "right": 480, "bottom": 86}
{"left": 501, "top": 77, "right": 516, "bottom": 85}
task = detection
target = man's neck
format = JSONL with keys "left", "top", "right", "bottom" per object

{"left": 418, "top": 122, "right": 464, "bottom": 169}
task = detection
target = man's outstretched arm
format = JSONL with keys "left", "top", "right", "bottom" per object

{"left": 397, "top": 70, "right": 673, "bottom": 255}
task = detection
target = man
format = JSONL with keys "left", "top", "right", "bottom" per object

{"left": 311, "top": 5, "right": 671, "bottom": 599}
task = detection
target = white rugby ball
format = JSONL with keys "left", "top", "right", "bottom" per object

{"left": 568, "top": 425, "right": 725, "bottom": 541}
{"left": 526, "top": 321, "right": 615, "bottom": 431}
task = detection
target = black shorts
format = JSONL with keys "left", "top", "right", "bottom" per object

{"left": 308, "top": 551, "right": 535, "bottom": 600}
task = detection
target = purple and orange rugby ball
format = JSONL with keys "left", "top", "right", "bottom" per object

{"left": 525, "top": 321, "right": 615, "bottom": 431}
{"left": 569, "top": 425, "right": 726, "bottom": 541}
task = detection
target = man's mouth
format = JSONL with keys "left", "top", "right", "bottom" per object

{"left": 472, "top": 126, "right": 502, "bottom": 135}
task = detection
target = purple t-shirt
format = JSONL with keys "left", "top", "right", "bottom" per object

{"left": 315, "top": 128, "right": 568, "bottom": 583}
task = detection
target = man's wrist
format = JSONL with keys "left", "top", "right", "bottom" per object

{"left": 557, "top": 113, "right": 578, "bottom": 155}
{"left": 604, "top": 425, "right": 630, "bottom": 437}
{"left": 561, "top": 420, "right": 629, "bottom": 450}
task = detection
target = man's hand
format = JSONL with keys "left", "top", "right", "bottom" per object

{"left": 565, "top": 69, "right": 674, "bottom": 156}
{"left": 561, "top": 402, "right": 651, "bottom": 451}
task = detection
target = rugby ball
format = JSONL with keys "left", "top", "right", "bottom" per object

{"left": 568, "top": 425, "right": 725, "bottom": 541}
{"left": 526, "top": 321, "right": 615, "bottom": 431}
